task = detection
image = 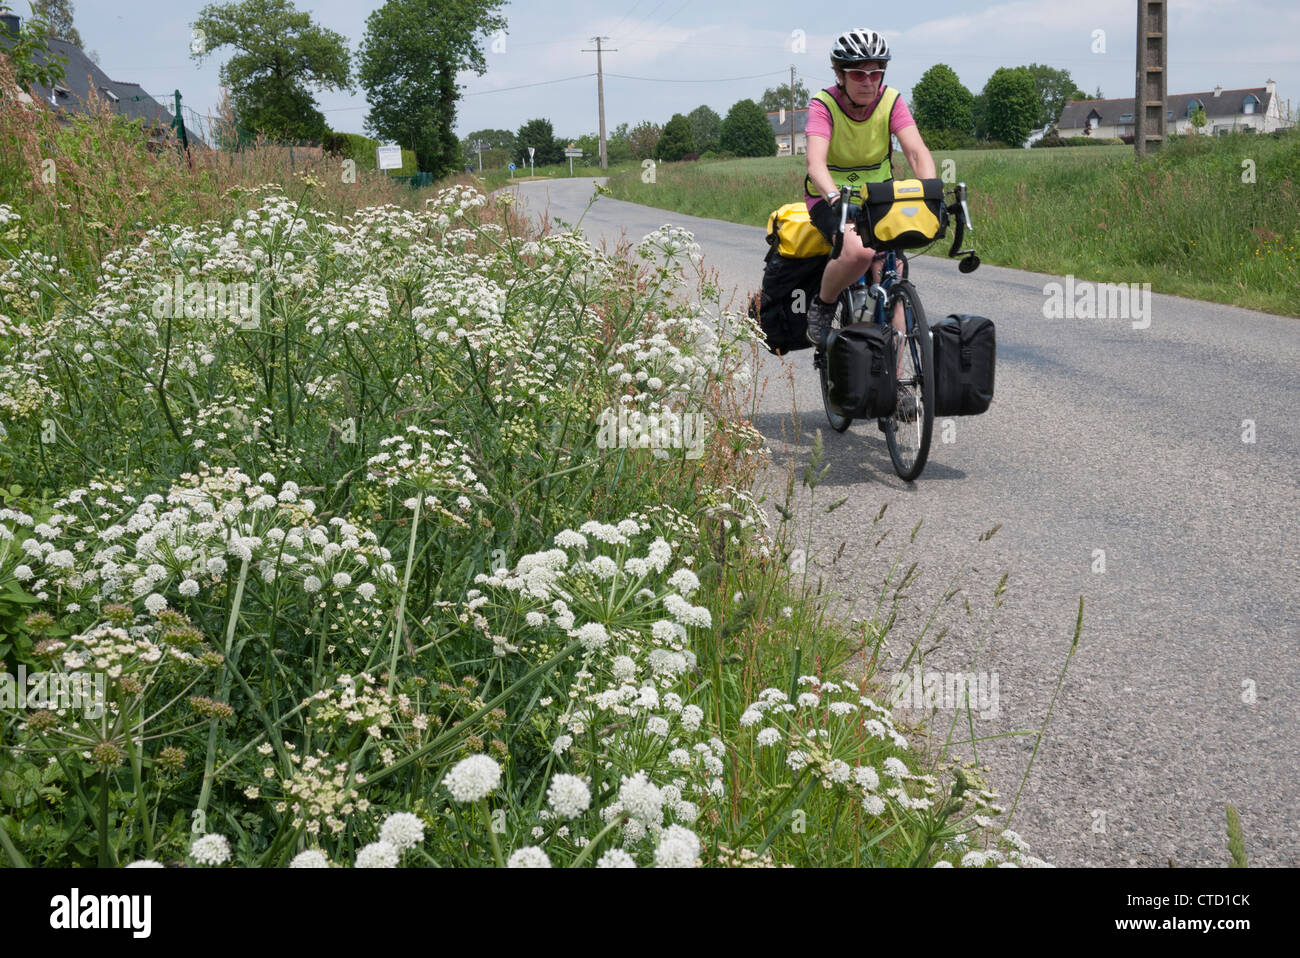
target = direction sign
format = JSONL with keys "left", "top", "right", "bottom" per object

{"left": 564, "top": 148, "right": 584, "bottom": 157}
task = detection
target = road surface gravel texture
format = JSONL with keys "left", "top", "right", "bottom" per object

{"left": 501, "top": 176, "right": 1300, "bottom": 867}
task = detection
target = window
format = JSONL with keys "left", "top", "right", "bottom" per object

{"left": 1119, "top": 113, "right": 1133, "bottom": 123}
{"left": 101, "top": 87, "right": 119, "bottom": 103}
{"left": 1187, "top": 99, "right": 1202, "bottom": 116}
{"left": 1243, "top": 96, "right": 1257, "bottom": 115}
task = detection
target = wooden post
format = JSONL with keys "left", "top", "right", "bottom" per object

{"left": 1134, "top": 0, "right": 1167, "bottom": 156}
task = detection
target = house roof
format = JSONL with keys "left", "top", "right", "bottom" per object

{"left": 1060, "top": 87, "right": 1272, "bottom": 128}
{"left": 767, "top": 108, "right": 808, "bottom": 135}
{"left": 0, "top": 29, "right": 174, "bottom": 128}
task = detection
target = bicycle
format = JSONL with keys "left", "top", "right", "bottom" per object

{"left": 812, "top": 182, "right": 979, "bottom": 481}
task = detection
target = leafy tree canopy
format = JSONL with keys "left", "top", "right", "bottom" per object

{"left": 1025, "top": 62, "right": 1086, "bottom": 128}
{"left": 686, "top": 104, "right": 721, "bottom": 154}
{"left": 983, "top": 66, "right": 1040, "bottom": 147}
{"left": 191, "top": 0, "right": 351, "bottom": 143}
{"left": 760, "top": 79, "right": 809, "bottom": 113}
{"left": 0, "top": 3, "right": 67, "bottom": 94}
{"left": 720, "top": 98, "right": 776, "bottom": 158}
{"left": 29, "top": 0, "right": 80, "bottom": 46}
{"left": 656, "top": 112, "right": 693, "bottom": 161}
{"left": 358, "top": 0, "right": 505, "bottom": 179}
{"left": 515, "top": 117, "right": 563, "bottom": 166}
{"left": 910, "top": 63, "right": 974, "bottom": 136}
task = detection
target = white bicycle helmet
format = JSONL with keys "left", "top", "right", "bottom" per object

{"left": 830, "top": 28, "right": 891, "bottom": 68}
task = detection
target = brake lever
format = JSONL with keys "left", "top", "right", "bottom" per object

{"left": 830, "top": 186, "right": 851, "bottom": 260}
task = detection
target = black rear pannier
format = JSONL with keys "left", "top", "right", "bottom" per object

{"left": 826, "top": 322, "right": 897, "bottom": 419}
{"left": 749, "top": 246, "right": 827, "bottom": 355}
{"left": 932, "top": 314, "right": 995, "bottom": 416}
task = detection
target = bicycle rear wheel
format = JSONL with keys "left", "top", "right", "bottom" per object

{"left": 883, "top": 280, "right": 935, "bottom": 481}
{"left": 816, "top": 289, "right": 855, "bottom": 433}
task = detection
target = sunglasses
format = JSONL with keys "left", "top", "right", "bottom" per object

{"left": 843, "top": 68, "right": 885, "bottom": 83}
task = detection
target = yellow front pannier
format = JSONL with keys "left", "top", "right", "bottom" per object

{"left": 765, "top": 202, "right": 833, "bottom": 259}
{"left": 860, "top": 178, "right": 947, "bottom": 250}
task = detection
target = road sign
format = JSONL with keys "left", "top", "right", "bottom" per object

{"left": 508, "top": 163, "right": 516, "bottom": 169}
{"left": 564, "top": 148, "right": 583, "bottom": 157}
{"left": 376, "top": 145, "right": 403, "bottom": 170}
{"left": 527, "top": 147, "right": 535, "bottom": 159}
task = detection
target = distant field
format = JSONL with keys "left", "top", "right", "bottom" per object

{"left": 601, "top": 137, "right": 1300, "bottom": 316}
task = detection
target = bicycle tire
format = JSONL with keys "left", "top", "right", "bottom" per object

{"left": 883, "top": 280, "right": 935, "bottom": 481}
{"left": 816, "top": 288, "right": 855, "bottom": 433}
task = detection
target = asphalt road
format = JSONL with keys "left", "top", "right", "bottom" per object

{"left": 502, "top": 176, "right": 1300, "bottom": 867}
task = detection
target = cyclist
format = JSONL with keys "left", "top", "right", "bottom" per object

{"left": 803, "top": 28, "right": 938, "bottom": 359}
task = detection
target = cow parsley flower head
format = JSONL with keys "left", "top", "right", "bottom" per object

{"left": 882, "top": 756, "right": 909, "bottom": 780}
{"left": 125, "top": 859, "right": 165, "bottom": 868}
{"left": 289, "top": 849, "right": 331, "bottom": 868}
{"left": 597, "top": 849, "right": 638, "bottom": 868}
{"left": 618, "top": 771, "right": 665, "bottom": 824}
{"left": 756, "top": 727, "right": 781, "bottom": 747}
{"left": 507, "top": 846, "right": 552, "bottom": 868}
{"left": 654, "top": 824, "right": 701, "bottom": 868}
{"left": 380, "top": 812, "right": 425, "bottom": 850}
{"left": 189, "top": 833, "right": 232, "bottom": 866}
{"left": 355, "top": 841, "right": 400, "bottom": 868}
{"left": 444, "top": 754, "right": 502, "bottom": 802}
{"left": 574, "top": 622, "right": 609, "bottom": 651}
{"left": 547, "top": 774, "right": 592, "bottom": 819}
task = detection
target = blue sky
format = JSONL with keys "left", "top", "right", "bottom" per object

{"left": 26, "top": 0, "right": 1300, "bottom": 140}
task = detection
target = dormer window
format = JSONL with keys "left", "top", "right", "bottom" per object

{"left": 101, "top": 87, "right": 119, "bottom": 103}
{"left": 1119, "top": 113, "right": 1133, "bottom": 123}
{"left": 1243, "top": 95, "right": 1258, "bottom": 115}
{"left": 52, "top": 83, "right": 70, "bottom": 97}
{"left": 1187, "top": 99, "right": 1203, "bottom": 116}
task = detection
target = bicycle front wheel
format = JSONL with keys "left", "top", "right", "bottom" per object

{"left": 883, "top": 280, "right": 935, "bottom": 481}
{"left": 816, "top": 289, "right": 855, "bottom": 433}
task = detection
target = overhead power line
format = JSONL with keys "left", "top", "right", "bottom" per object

{"left": 464, "top": 73, "right": 596, "bottom": 97}
{"left": 605, "top": 69, "right": 789, "bottom": 84}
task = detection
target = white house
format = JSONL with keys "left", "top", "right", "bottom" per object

{"left": 1058, "top": 80, "right": 1293, "bottom": 138}
{"left": 766, "top": 108, "right": 807, "bottom": 155}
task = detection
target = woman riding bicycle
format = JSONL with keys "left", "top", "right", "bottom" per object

{"left": 804, "top": 28, "right": 938, "bottom": 351}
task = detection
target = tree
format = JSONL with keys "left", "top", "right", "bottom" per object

{"left": 626, "top": 120, "right": 662, "bottom": 160}
{"left": 1190, "top": 105, "right": 1208, "bottom": 133}
{"left": 515, "top": 118, "right": 562, "bottom": 166}
{"left": 0, "top": 4, "right": 67, "bottom": 95}
{"left": 358, "top": 0, "right": 507, "bottom": 179}
{"left": 910, "top": 63, "right": 974, "bottom": 136}
{"left": 463, "top": 128, "right": 516, "bottom": 154}
{"left": 686, "top": 104, "right": 721, "bottom": 154}
{"left": 1025, "top": 63, "right": 1086, "bottom": 128}
{"left": 760, "top": 79, "right": 809, "bottom": 113}
{"left": 606, "top": 123, "right": 635, "bottom": 164}
{"left": 191, "top": 0, "right": 351, "bottom": 143}
{"left": 29, "top": 0, "right": 81, "bottom": 46}
{"left": 720, "top": 98, "right": 776, "bottom": 158}
{"left": 656, "top": 112, "right": 694, "bottom": 161}
{"left": 983, "top": 66, "right": 1039, "bottom": 147}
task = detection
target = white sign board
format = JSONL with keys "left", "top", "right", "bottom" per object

{"left": 376, "top": 145, "right": 403, "bottom": 170}
{"left": 564, "top": 148, "right": 583, "bottom": 157}
{"left": 527, "top": 147, "right": 535, "bottom": 159}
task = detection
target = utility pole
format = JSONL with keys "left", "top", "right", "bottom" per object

{"left": 789, "top": 65, "right": 796, "bottom": 156}
{"left": 583, "top": 36, "right": 616, "bottom": 169}
{"left": 1134, "top": 0, "right": 1167, "bottom": 156}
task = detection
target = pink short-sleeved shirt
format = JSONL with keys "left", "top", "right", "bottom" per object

{"left": 804, "top": 84, "right": 916, "bottom": 210}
